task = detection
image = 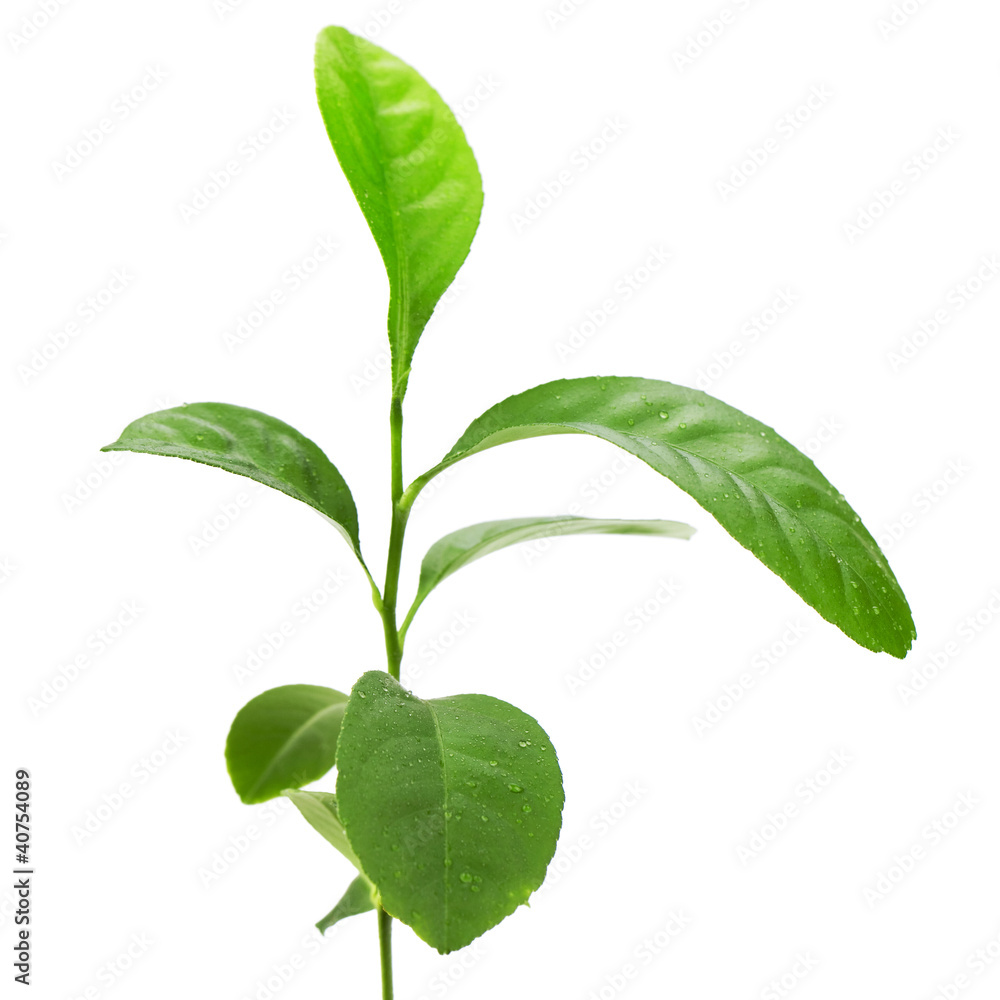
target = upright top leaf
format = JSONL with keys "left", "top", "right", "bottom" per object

{"left": 315, "top": 26, "right": 483, "bottom": 398}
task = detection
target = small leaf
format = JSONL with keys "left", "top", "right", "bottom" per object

{"left": 316, "top": 874, "right": 378, "bottom": 934}
{"left": 283, "top": 789, "right": 364, "bottom": 873}
{"left": 336, "top": 671, "right": 564, "bottom": 954}
{"left": 406, "top": 516, "right": 694, "bottom": 628}
{"left": 226, "top": 685, "right": 349, "bottom": 804}
{"left": 102, "top": 402, "right": 362, "bottom": 554}
{"left": 315, "top": 26, "right": 483, "bottom": 397}
{"left": 408, "top": 377, "right": 915, "bottom": 657}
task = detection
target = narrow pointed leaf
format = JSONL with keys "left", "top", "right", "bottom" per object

{"left": 102, "top": 402, "right": 362, "bottom": 553}
{"left": 283, "top": 789, "right": 364, "bottom": 873}
{"left": 316, "top": 874, "right": 377, "bottom": 934}
{"left": 315, "top": 26, "right": 483, "bottom": 396}
{"left": 226, "top": 685, "right": 349, "bottom": 804}
{"left": 408, "top": 516, "right": 695, "bottom": 625}
{"left": 336, "top": 671, "right": 564, "bottom": 954}
{"left": 409, "top": 377, "right": 915, "bottom": 658}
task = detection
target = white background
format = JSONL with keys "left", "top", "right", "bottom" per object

{"left": 3, "top": 0, "right": 999, "bottom": 997}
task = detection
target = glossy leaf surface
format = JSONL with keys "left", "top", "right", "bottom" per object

{"left": 410, "top": 376, "right": 915, "bottom": 657}
{"left": 316, "top": 874, "right": 377, "bottom": 934}
{"left": 226, "top": 685, "right": 349, "bottom": 804}
{"left": 407, "top": 516, "right": 694, "bottom": 626}
{"left": 102, "top": 403, "right": 361, "bottom": 552}
{"left": 336, "top": 672, "right": 564, "bottom": 953}
{"left": 315, "top": 26, "right": 483, "bottom": 396}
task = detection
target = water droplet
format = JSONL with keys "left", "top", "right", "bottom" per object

{"left": 444, "top": 858, "right": 453, "bottom": 867}
{"left": 658, "top": 411, "right": 668, "bottom": 419}
{"left": 508, "top": 784, "right": 524, "bottom": 793}
{"left": 466, "top": 780, "right": 477, "bottom": 788}
{"left": 679, "top": 422, "right": 687, "bottom": 429}
{"left": 459, "top": 872, "right": 472, "bottom": 883}
{"left": 872, "top": 607, "right": 880, "bottom": 615}
{"left": 522, "top": 804, "right": 532, "bottom": 813}
{"left": 489, "top": 760, "right": 498, "bottom": 767}
{"left": 627, "top": 418, "right": 635, "bottom": 427}
{"left": 358, "top": 692, "right": 366, "bottom": 699}
{"left": 470, "top": 885, "right": 480, "bottom": 892}
{"left": 473, "top": 875, "right": 482, "bottom": 883}
{"left": 518, "top": 741, "right": 528, "bottom": 748}
{"left": 480, "top": 814, "right": 488, "bottom": 822}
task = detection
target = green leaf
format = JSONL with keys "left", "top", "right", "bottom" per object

{"left": 407, "top": 376, "right": 915, "bottom": 658}
{"left": 283, "top": 789, "right": 364, "bottom": 873}
{"left": 102, "top": 402, "right": 362, "bottom": 554}
{"left": 315, "top": 26, "right": 483, "bottom": 398}
{"left": 336, "top": 671, "right": 564, "bottom": 954}
{"left": 405, "top": 516, "right": 695, "bottom": 630}
{"left": 226, "top": 685, "right": 349, "bottom": 804}
{"left": 316, "top": 874, "right": 378, "bottom": 934}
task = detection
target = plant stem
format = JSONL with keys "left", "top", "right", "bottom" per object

{"left": 376, "top": 395, "right": 409, "bottom": 996}
{"left": 377, "top": 905, "right": 394, "bottom": 1000}
{"left": 381, "top": 396, "right": 409, "bottom": 681}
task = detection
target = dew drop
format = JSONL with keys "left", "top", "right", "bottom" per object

{"left": 489, "top": 760, "right": 498, "bottom": 767}
{"left": 508, "top": 784, "right": 524, "bottom": 793}
{"left": 444, "top": 858, "right": 453, "bottom": 867}
{"left": 679, "top": 422, "right": 687, "bottom": 429}
{"left": 358, "top": 692, "right": 366, "bottom": 699}
{"left": 518, "top": 741, "right": 528, "bottom": 748}
{"left": 459, "top": 872, "right": 472, "bottom": 883}
{"left": 480, "top": 814, "right": 488, "bottom": 822}
{"left": 522, "top": 804, "right": 532, "bottom": 813}
{"left": 658, "top": 411, "right": 668, "bottom": 419}
{"left": 627, "top": 418, "right": 635, "bottom": 427}
{"left": 470, "top": 885, "right": 480, "bottom": 892}
{"left": 466, "top": 780, "right": 477, "bottom": 788}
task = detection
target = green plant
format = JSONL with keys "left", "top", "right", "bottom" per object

{"left": 101, "top": 26, "right": 916, "bottom": 998}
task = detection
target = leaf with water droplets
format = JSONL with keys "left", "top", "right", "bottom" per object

{"left": 335, "top": 671, "right": 564, "bottom": 953}
{"left": 407, "top": 376, "right": 915, "bottom": 657}
{"left": 102, "top": 402, "right": 363, "bottom": 558}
